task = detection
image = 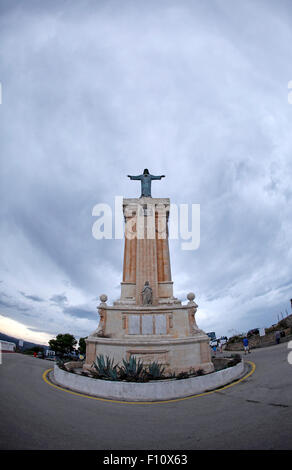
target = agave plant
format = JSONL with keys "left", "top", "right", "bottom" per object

{"left": 119, "top": 356, "right": 145, "bottom": 381}
{"left": 92, "top": 354, "right": 119, "bottom": 380}
{"left": 146, "top": 361, "right": 165, "bottom": 380}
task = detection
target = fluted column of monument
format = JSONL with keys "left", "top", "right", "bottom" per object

{"left": 118, "top": 203, "right": 138, "bottom": 304}
{"left": 120, "top": 198, "right": 174, "bottom": 305}
{"left": 122, "top": 211, "right": 137, "bottom": 284}
{"left": 155, "top": 203, "right": 171, "bottom": 283}
{"left": 135, "top": 202, "right": 159, "bottom": 304}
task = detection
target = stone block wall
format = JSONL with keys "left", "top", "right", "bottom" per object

{"left": 226, "top": 327, "right": 292, "bottom": 351}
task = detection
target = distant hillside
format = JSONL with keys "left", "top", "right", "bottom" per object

{"left": 0, "top": 332, "right": 49, "bottom": 350}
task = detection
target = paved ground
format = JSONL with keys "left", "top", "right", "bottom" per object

{"left": 0, "top": 342, "right": 291, "bottom": 450}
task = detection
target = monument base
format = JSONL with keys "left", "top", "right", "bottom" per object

{"left": 84, "top": 302, "right": 214, "bottom": 375}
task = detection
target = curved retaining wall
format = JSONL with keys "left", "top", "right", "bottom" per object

{"left": 53, "top": 360, "right": 245, "bottom": 401}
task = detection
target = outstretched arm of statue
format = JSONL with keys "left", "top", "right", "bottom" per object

{"left": 127, "top": 175, "right": 142, "bottom": 180}
{"left": 150, "top": 174, "right": 165, "bottom": 180}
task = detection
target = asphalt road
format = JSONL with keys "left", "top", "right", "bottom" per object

{"left": 0, "top": 343, "right": 292, "bottom": 450}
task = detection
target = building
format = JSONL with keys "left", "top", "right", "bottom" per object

{"left": 45, "top": 349, "right": 56, "bottom": 358}
{"left": 0, "top": 340, "right": 16, "bottom": 352}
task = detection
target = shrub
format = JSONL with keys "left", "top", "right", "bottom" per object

{"left": 144, "top": 361, "right": 165, "bottom": 380}
{"left": 175, "top": 371, "right": 189, "bottom": 380}
{"left": 279, "top": 319, "right": 288, "bottom": 329}
{"left": 119, "top": 356, "right": 145, "bottom": 382}
{"left": 167, "top": 371, "right": 177, "bottom": 379}
{"left": 265, "top": 325, "right": 277, "bottom": 334}
{"left": 56, "top": 358, "right": 67, "bottom": 370}
{"left": 23, "top": 349, "right": 34, "bottom": 355}
{"left": 228, "top": 335, "right": 243, "bottom": 344}
{"left": 92, "top": 354, "right": 119, "bottom": 381}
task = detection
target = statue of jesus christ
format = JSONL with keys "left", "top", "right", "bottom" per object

{"left": 127, "top": 169, "right": 165, "bottom": 197}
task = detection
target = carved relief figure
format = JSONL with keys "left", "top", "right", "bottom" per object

{"left": 141, "top": 281, "right": 153, "bottom": 305}
{"left": 95, "top": 308, "right": 106, "bottom": 337}
{"left": 93, "top": 294, "right": 107, "bottom": 337}
{"left": 187, "top": 292, "right": 199, "bottom": 334}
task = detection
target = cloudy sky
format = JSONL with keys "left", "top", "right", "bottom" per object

{"left": 1, "top": 0, "right": 292, "bottom": 345}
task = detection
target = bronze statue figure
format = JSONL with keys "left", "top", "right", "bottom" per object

{"left": 127, "top": 169, "right": 165, "bottom": 197}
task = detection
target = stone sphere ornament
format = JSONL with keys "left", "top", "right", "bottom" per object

{"left": 99, "top": 294, "right": 108, "bottom": 303}
{"left": 187, "top": 292, "right": 195, "bottom": 301}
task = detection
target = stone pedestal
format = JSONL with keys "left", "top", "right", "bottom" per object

{"left": 85, "top": 197, "right": 213, "bottom": 375}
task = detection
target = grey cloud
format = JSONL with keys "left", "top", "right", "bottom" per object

{"left": 27, "top": 326, "right": 55, "bottom": 334}
{"left": 0, "top": 294, "right": 30, "bottom": 313}
{"left": 19, "top": 291, "right": 44, "bottom": 302}
{"left": 0, "top": 298, "right": 13, "bottom": 309}
{"left": 63, "top": 305, "right": 96, "bottom": 320}
{"left": 17, "top": 306, "right": 31, "bottom": 312}
{"left": 0, "top": 0, "right": 292, "bottom": 340}
{"left": 49, "top": 294, "right": 68, "bottom": 305}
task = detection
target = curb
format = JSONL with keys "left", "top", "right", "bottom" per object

{"left": 42, "top": 360, "right": 256, "bottom": 405}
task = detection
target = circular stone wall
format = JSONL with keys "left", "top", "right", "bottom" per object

{"left": 53, "top": 360, "right": 245, "bottom": 402}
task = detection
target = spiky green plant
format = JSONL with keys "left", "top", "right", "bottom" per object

{"left": 146, "top": 361, "right": 165, "bottom": 380}
{"left": 119, "top": 356, "right": 145, "bottom": 381}
{"left": 92, "top": 354, "right": 119, "bottom": 380}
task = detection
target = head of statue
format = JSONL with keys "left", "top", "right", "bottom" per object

{"left": 145, "top": 281, "right": 149, "bottom": 286}
{"left": 143, "top": 168, "right": 149, "bottom": 175}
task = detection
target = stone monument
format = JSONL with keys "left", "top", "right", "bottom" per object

{"left": 84, "top": 171, "right": 214, "bottom": 374}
